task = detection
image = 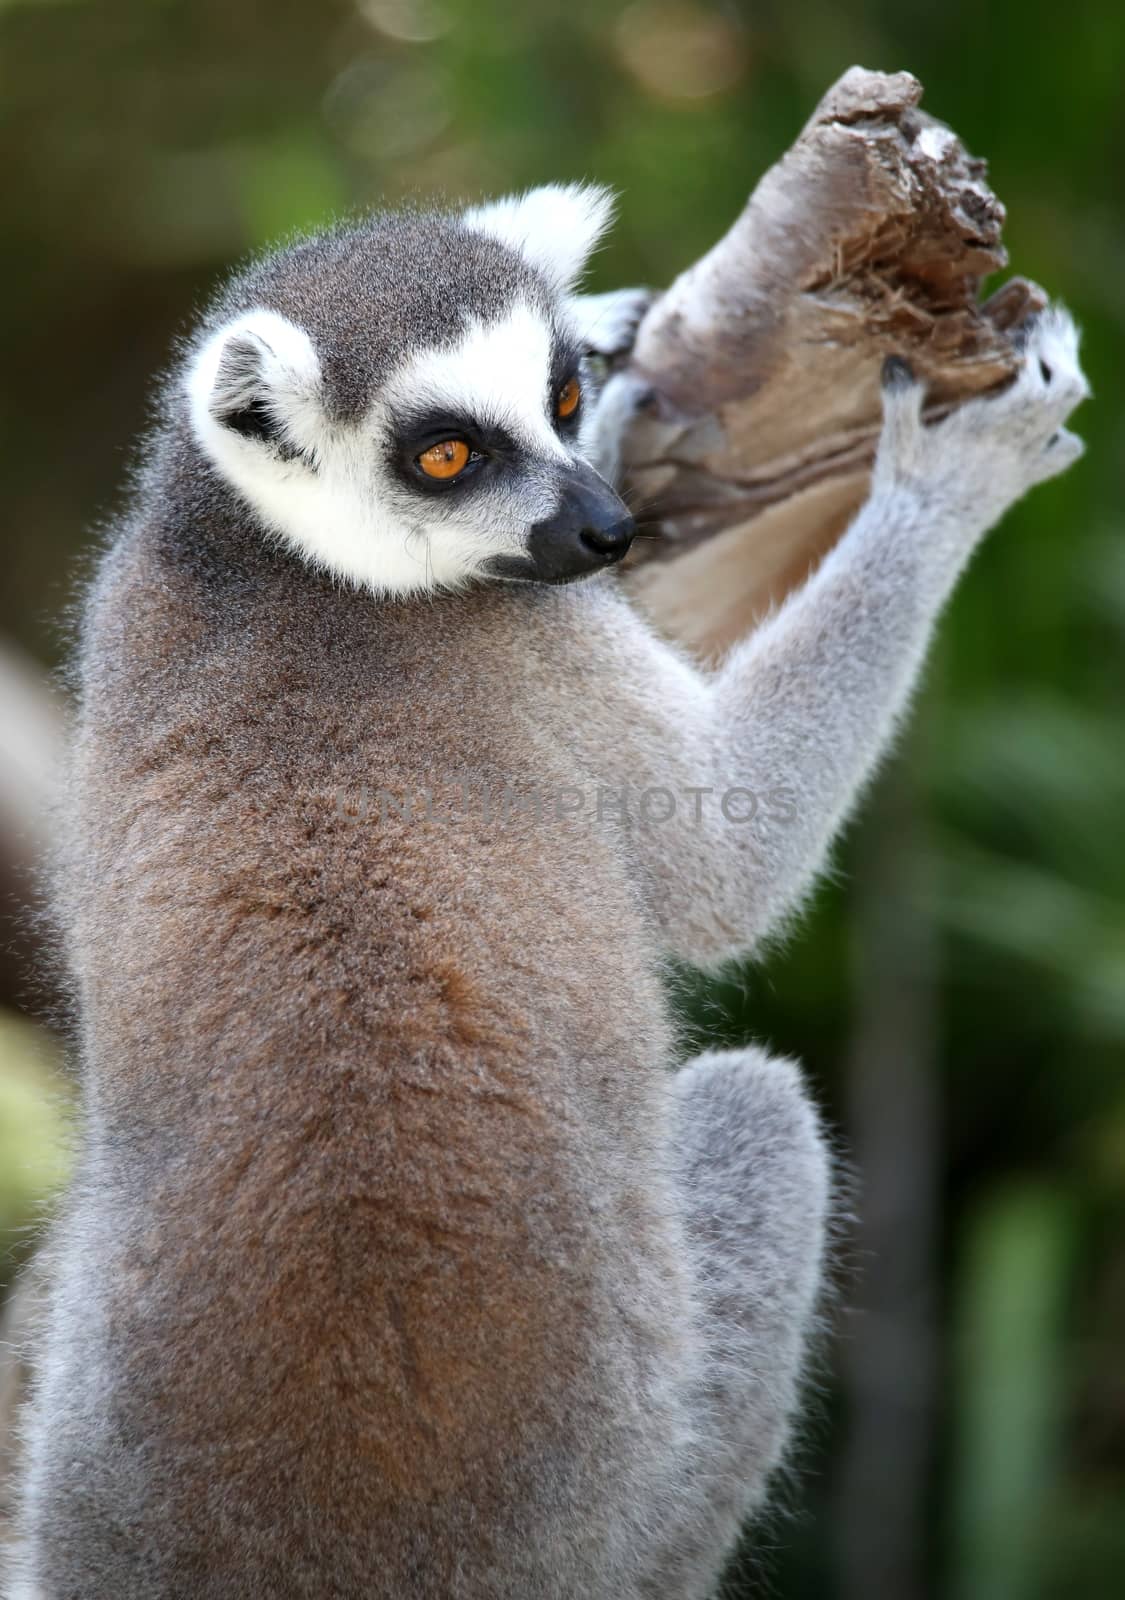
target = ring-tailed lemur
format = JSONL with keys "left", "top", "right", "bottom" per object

{"left": 8, "top": 185, "right": 1087, "bottom": 1600}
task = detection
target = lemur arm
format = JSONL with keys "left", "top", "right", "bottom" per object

{"left": 595, "top": 311, "right": 1087, "bottom": 968}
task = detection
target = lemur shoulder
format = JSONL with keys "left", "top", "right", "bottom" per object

{"left": 9, "top": 185, "right": 1088, "bottom": 1599}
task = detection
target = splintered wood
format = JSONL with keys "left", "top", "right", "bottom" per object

{"left": 619, "top": 65, "right": 1044, "bottom": 659}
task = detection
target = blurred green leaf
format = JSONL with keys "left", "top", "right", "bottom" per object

{"left": 0, "top": 1011, "right": 71, "bottom": 1287}
{"left": 951, "top": 1183, "right": 1078, "bottom": 1600}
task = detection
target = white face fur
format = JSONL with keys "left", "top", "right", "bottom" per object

{"left": 186, "top": 185, "right": 632, "bottom": 597}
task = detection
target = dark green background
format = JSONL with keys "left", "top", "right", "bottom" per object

{"left": 1, "top": 2, "right": 1123, "bottom": 1595}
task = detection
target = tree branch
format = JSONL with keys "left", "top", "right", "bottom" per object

{"left": 619, "top": 65, "right": 1044, "bottom": 658}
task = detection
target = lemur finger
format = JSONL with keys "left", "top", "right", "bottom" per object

{"left": 874, "top": 355, "right": 926, "bottom": 477}
{"left": 1034, "top": 426, "right": 1086, "bottom": 482}
{"left": 1030, "top": 309, "right": 1089, "bottom": 408}
{"left": 1010, "top": 306, "right": 1090, "bottom": 416}
{"left": 568, "top": 287, "right": 657, "bottom": 360}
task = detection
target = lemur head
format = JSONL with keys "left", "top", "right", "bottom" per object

{"left": 186, "top": 185, "right": 634, "bottom": 595}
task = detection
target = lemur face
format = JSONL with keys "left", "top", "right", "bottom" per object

{"left": 186, "top": 186, "right": 634, "bottom": 596}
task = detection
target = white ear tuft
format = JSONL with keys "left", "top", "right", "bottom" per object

{"left": 463, "top": 183, "right": 616, "bottom": 294}
{"left": 187, "top": 309, "right": 323, "bottom": 455}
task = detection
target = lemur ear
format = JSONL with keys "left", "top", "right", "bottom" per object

{"left": 188, "top": 309, "right": 323, "bottom": 456}
{"left": 463, "top": 183, "right": 615, "bottom": 295}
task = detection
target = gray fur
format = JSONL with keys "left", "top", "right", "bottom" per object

{"left": 7, "top": 194, "right": 1087, "bottom": 1599}
{"left": 204, "top": 210, "right": 552, "bottom": 422}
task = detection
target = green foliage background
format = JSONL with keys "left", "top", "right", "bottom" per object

{"left": 1, "top": 2, "right": 1122, "bottom": 1595}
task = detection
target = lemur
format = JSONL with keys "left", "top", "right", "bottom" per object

{"left": 8, "top": 185, "right": 1087, "bottom": 1600}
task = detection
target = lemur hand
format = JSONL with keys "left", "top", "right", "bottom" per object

{"left": 874, "top": 306, "right": 1089, "bottom": 540}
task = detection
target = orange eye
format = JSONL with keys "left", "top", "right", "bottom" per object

{"left": 557, "top": 377, "right": 581, "bottom": 419}
{"left": 417, "top": 439, "right": 471, "bottom": 479}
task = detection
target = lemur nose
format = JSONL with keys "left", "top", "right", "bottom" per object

{"left": 524, "top": 463, "right": 636, "bottom": 584}
{"left": 580, "top": 518, "right": 635, "bottom": 563}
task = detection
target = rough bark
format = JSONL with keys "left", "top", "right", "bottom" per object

{"left": 618, "top": 64, "right": 1044, "bottom": 659}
